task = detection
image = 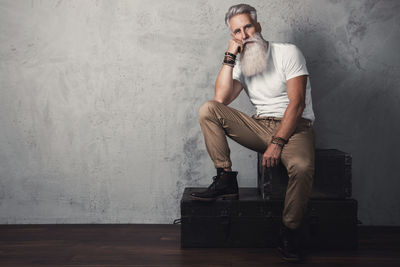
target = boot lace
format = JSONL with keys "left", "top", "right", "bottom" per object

{"left": 207, "top": 176, "right": 219, "bottom": 191}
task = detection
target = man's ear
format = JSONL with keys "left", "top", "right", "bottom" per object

{"left": 256, "top": 22, "right": 262, "bottom": 33}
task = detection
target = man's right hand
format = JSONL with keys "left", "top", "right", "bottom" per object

{"left": 227, "top": 34, "right": 243, "bottom": 55}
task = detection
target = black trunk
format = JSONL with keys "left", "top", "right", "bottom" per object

{"left": 257, "top": 149, "right": 352, "bottom": 200}
{"left": 180, "top": 187, "right": 358, "bottom": 249}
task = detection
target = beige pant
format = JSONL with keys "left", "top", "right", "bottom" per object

{"left": 198, "top": 100, "right": 315, "bottom": 229}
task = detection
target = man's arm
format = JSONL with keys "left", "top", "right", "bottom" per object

{"left": 215, "top": 72, "right": 243, "bottom": 105}
{"left": 262, "top": 75, "right": 307, "bottom": 168}
{"left": 214, "top": 37, "right": 244, "bottom": 105}
{"left": 273, "top": 75, "right": 307, "bottom": 140}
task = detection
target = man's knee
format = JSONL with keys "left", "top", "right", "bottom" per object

{"left": 286, "top": 157, "right": 314, "bottom": 181}
{"left": 198, "top": 100, "right": 221, "bottom": 122}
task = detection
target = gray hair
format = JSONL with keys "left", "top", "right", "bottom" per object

{"left": 225, "top": 4, "right": 257, "bottom": 27}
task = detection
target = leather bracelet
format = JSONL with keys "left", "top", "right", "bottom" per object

{"left": 222, "top": 51, "right": 236, "bottom": 67}
{"left": 272, "top": 135, "right": 288, "bottom": 144}
{"left": 223, "top": 59, "right": 235, "bottom": 66}
{"left": 224, "top": 55, "right": 235, "bottom": 61}
{"left": 225, "top": 52, "right": 236, "bottom": 59}
{"left": 224, "top": 54, "right": 236, "bottom": 60}
{"left": 271, "top": 140, "right": 284, "bottom": 148}
{"left": 223, "top": 59, "right": 235, "bottom": 64}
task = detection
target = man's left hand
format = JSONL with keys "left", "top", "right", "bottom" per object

{"left": 262, "top": 143, "right": 282, "bottom": 168}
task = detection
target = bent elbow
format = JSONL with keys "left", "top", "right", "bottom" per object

{"left": 214, "top": 95, "right": 230, "bottom": 105}
{"left": 214, "top": 97, "right": 224, "bottom": 104}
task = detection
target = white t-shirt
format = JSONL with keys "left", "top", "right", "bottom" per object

{"left": 232, "top": 42, "right": 315, "bottom": 123}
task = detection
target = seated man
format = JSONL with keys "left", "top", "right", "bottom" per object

{"left": 189, "top": 4, "right": 316, "bottom": 262}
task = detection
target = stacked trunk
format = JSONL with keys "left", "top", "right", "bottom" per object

{"left": 257, "top": 149, "right": 352, "bottom": 200}
{"left": 180, "top": 149, "right": 358, "bottom": 249}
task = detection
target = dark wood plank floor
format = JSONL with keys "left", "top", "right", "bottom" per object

{"left": 0, "top": 224, "right": 399, "bottom": 266}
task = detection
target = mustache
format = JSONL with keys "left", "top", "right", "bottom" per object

{"left": 242, "top": 34, "right": 263, "bottom": 45}
{"left": 242, "top": 39, "right": 255, "bottom": 47}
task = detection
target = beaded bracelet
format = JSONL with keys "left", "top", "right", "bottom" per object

{"left": 224, "top": 52, "right": 236, "bottom": 59}
{"left": 223, "top": 54, "right": 235, "bottom": 67}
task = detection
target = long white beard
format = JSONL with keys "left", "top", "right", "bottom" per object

{"left": 240, "top": 33, "right": 269, "bottom": 77}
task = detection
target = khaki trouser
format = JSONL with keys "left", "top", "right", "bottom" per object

{"left": 198, "top": 100, "right": 315, "bottom": 229}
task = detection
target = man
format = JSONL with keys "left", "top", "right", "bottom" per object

{"left": 189, "top": 4, "right": 315, "bottom": 262}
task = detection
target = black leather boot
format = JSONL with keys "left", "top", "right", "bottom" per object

{"left": 189, "top": 169, "right": 239, "bottom": 201}
{"left": 276, "top": 222, "right": 303, "bottom": 262}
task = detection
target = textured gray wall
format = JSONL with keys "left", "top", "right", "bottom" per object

{"left": 0, "top": 0, "right": 399, "bottom": 225}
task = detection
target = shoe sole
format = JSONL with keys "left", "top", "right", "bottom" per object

{"left": 188, "top": 193, "right": 239, "bottom": 201}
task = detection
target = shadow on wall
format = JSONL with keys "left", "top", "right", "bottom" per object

{"left": 288, "top": 16, "right": 400, "bottom": 152}
{"left": 285, "top": 3, "right": 400, "bottom": 224}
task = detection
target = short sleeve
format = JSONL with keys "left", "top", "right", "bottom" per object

{"left": 232, "top": 59, "right": 242, "bottom": 82}
{"left": 283, "top": 45, "right": 309, "bottom": 81}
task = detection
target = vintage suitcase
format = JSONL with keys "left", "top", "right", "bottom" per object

{"left": 257, "top": 149, "right": 352, "bottom": 199}
{"left": 180, "top": 187, "right": 358, "bottom": 249}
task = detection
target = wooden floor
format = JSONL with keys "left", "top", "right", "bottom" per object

{"left": 0, "top": 224, "right": 399, "bottom": 266}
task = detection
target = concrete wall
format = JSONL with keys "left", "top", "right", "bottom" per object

{"left": 0, "top": 0, "right": 399, "bottom": 225}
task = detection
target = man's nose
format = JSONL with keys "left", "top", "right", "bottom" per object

{"left": 240, "top": 31, "right": 248, "bottom": 41}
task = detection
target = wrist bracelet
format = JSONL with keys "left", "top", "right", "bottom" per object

{"left": 223, "top": 58, "right": 235, "bottom": 64}
{"left": 224, "top": 55, "right": 236, "bottom": 61}
{"left": 223, "top": 51, "right": 236, "bottom": 66}
{"left": 222, "top": 58, "right": 235, "bottom": 66}
{"left": 224, "top": 55, "right": 235, "bottom": 61}
{"left": 272, "top": 135, "right": 288, "bottom": 144}
{"left": 271, "top": 140, "right": 284, "bottom": 148}
{"left": 225, "top": 52, "right": 236, "bottom": 59}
